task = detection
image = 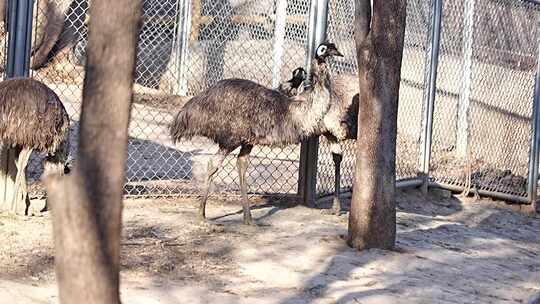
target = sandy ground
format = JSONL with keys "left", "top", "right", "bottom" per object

{"left": 0, "top": 189, "right": 539, "bottom": 304}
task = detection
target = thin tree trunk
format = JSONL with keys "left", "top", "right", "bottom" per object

{"left": 43, "top": 0, "right": 141, "bottom": 303}
{"left": 348, "top": 0, "right": 407, "bottom": 250}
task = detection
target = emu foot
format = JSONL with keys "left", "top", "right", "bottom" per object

{"left": 321, "top": 208, "right": 341, "bottom": 216}
{"left": 40, "top": 200, "right": 50, "bottom": 213}
{"left": 321, "top": 198, "right": 343, "bottom": 216}
{"left": 243, "top": 215, "right": 256, "bottom": 226}
{"left": 198, "top": 212, "right": 209, "bottom": 224}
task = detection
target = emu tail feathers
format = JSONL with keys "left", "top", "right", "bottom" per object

{"left": 170, "top": 109, "right": 192, "bottom": 143}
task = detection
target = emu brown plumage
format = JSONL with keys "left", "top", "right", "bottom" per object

{"left": 170, "top": 43, "right": 342, "bottom": 224}
{"left": 0, "top": 78, "right": 70, "bottom": 214}
{"left": 317, "top": 73, "right": 359, "bottom": 214}
{"left": 0, "top": 78, "right": 70, "bottom": 154}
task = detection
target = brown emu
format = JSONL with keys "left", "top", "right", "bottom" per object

{"left": 170, "top": 42, "right": 343, "bottom": 225}
{"left": 317, "top": 73, "right": 359, "bottom": 214}
{"left": 0, "top": 78, "right": 70, "bottom": 214}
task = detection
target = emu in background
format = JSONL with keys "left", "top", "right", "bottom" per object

{"left": 0, "top": 78, "right": 70, "bottom": 214}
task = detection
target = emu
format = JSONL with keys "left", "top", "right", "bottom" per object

{"left": 317, "top": 73, "right": 359, "bottom": 215}
{"left": 170, "top": 42, "right": 343, "bottom": 225}
{"left": 0, "top": 78, "right": 70, "bottom": 214}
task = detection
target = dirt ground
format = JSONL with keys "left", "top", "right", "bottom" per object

{"left": 0, "top": 189, "right": 539, "bottom": 304}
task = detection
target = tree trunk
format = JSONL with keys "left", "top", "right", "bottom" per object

{"left": 43, "top": 0, "right": 141, "bottom": 303}
{"left": 348, "top": 0, "right": 407, "bottom": 250}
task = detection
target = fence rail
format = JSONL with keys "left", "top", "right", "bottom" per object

{"left": 1, "top": 0, "right": 538, "bottom": 211}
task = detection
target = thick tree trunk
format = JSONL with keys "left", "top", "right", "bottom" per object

{"left": 348, "top": 0, "right": 407, "bottom": 250}
{"left": 43, "top": 0, "right": 141, "bottom": 303}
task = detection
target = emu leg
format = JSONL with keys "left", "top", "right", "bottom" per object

{"left": 200, "top": 148, "right": 230, "bottom": 220}
{"left": 12, "top": 147, "right": 32, "bottom": 214}
{"left": 322, "top": 139, "right": 344, "bottom": 215}
{"left": 331, "top": 152, "right": 343, "bottom": 215}
{"left": 237, "top": 144, "right": 253, "bottom": 225}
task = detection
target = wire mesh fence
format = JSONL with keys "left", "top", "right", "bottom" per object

{"left": 2, "top": 0, "right": 538, "bottom": 203}
{"left": 23, "top": 0, "right": 310, "bottom": 199}
{"left": 429, "top": 0, "right": 539, "bottom": 198}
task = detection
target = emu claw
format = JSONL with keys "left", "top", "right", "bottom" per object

{"left": 243, "top": 216, "right": 256, "bottom": 226}
{"left": 321, "top": 207, "right": 343, "bottom": 216}
{"left": 198, "top": 213, "right": 209, "bottom": 224}
{"left": 321, "top": 198, "right": 343, "bottom": 216}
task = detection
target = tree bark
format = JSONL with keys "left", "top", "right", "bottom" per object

{"left": 348, "top": 0, "right": 407, "bottom": 250}
{"left": 43, "top": 0, "right": 141, "bottom": 303}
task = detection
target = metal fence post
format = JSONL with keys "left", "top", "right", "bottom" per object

{"left": 527, "top": 38, "right": 540, "bottom": 212}
{"left": 174, "top": 0, "right": 192, "bottom": 96}
{"left": 419, "top": 0, "right": 442, "bottom": 193}
{"left": 6, "top": 0, "right": 33, "bottom": 78}
{"left": 271, "top": 0, "right": 288, "bottom": 88}
{"left": 298, "top": 0, "right": 329, "bottom": 206}
{"left": 455, "top": 0, "right": 475, "bottom": 157}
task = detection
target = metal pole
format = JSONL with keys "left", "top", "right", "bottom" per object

{"left": 419, "top": 0, "right": 442, "bottom": 192}
{"left": 298, "top": 0, "right": 329, "bottom": 206}
{"left": 6, "top": 0, "right": 33, "bottom": 78}
{"left": 455, "top": 0, "right": 475, "bottom": 157}
{"left": 303, "top": 0, "right": 318, "bottom": 80}
{"left": 527, "top": 38, "right": 540, "bottom": 210}
{"left": 271, "top": 0, "right": 287, "bottom": 88}
{"left": 314, "top": 0, "right": 329, "bottom": 47}
{"left": 304, "top": 0, "right": 329, "bottom": 75}
{"left": 174, "top": 0, "right": 192, "bottom": 96}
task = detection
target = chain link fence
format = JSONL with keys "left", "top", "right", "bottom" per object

{"left": 1, "top": 0, "right": 538, "bottom": 204}
{"left": 430, "top": 0, "right": 539, "bottom": 198}
{"left": 22, "top": 0, "right": 310, "bottom": 199}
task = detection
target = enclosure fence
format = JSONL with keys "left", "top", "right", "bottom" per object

{"left": 2, "top": 0, "right": 540, "bottom": 209}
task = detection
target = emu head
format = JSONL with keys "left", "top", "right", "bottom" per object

{"left": 315, "top": 42, "right": 343, "bottom": 63}
{"left": 289, "top": 67, "right": 307, "bottom": 91}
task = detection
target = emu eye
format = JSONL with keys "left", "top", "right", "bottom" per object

{"left": 316, "top": 45, "right": 327, "bottom": 57}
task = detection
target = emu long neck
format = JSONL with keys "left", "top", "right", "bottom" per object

{"left": 289, "top": 60, "right": 332, "bottom": 136}
{"left": 311, "top": 59, "right": 331, "bottom": 90}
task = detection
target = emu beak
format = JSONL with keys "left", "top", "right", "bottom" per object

{"left": 330, "top": 49, "right": 344, "bottom": 57}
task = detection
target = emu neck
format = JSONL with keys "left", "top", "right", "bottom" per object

{"left": 311, "top": 59, "right": 331, "bottom": 92}
{"left": 289, "top": 60, "right": 332, "bottom": 136}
